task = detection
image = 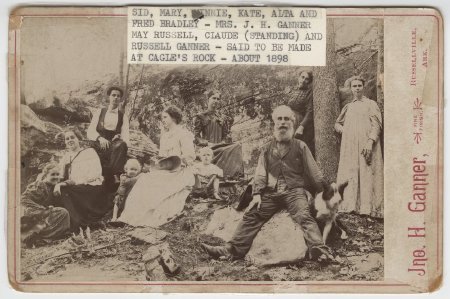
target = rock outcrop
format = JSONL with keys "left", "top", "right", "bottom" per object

{"left": 203, "top": 207, "right": 308, "bottom": 266}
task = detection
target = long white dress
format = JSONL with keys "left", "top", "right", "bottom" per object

{"left": 118, "top": 125, "right": 195, "bottom": 227}
{"left": 335, "top": 97, "right": 384, "bottom": 218}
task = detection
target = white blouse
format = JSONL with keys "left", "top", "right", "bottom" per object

{"left": 60, "top": 148, "right": 103, "bottom": 186}
{"left": 87, "top": 108, "right": 130, "bottom": 143}
{"left": 159, "top": 125, "right": 195, "bottom": 165}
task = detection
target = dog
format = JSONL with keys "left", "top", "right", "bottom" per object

{"left": 308, "top": 181, "right": 349, "bottom": 244}
{"left": 236, "top": 179, "right": 349, "bottom": 244}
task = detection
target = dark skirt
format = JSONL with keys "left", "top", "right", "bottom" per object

{"left": 59, "top": 184, "right": 112, "bottom": 231}
{"left": 293, "top": 112, "right": 315, "bottom": 157}
{"left": 92, "top": 139, "right": 128, "bottom": 192}
{"left": 211, "top": 143, "right": 244, "bottom": 179}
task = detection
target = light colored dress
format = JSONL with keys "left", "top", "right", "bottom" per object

{"left": 118, "top": 125, "right": 195, "bottom": 227}
{"left": 335, "top": 97, "right": 384, "bottom": 218}
{"left": 60, "top": 148, "right": 103, "bottom": 186}
{"left": 193, "top": 163, "right": 223, "bottom": 186}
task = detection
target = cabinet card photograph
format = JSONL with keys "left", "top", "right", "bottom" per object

{"left": 8, "top": 6, "right": 443, "bottom": 293}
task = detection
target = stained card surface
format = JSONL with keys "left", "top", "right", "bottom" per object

{"left": 8, "top": 6, "right": 443, "bottom": 293}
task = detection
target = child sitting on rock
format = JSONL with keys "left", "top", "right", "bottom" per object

{"left": 192, "top": 147, "right": 223, "bottom": 200}
{"left": 111, "top": 158, "right": 142, "bottom": 221}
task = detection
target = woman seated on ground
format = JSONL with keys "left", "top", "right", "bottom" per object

{"left": 118, "top": 106, "right": 195, "bottom": 227}
{"left": 21, "top": 162, "right": 70, "bottom": 246}
{"left": 54, "top": 127, "right": 112, "bottom": 231}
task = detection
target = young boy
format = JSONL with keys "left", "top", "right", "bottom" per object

{"left": 111, "top": 158, "right": 142, "bottom": 221}
{"left": 192, "top": 147, "right": 223, "bottom": 200}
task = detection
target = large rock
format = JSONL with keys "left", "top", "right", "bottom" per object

{"left": 30, "top": 105, "right": 92, "bottom": 124}
{"left": 203, "top": 207, "right": 308, "bottom": 266}
{"left": 128, "top": 129, "right": 158, "bottom": 163}
{"left": 21, "top": 105, "right": 63, "bottom": 156}
{"left": 26, "top": 73, "right": 119, "bottom": 116}
{"left": 21, "top": 104, "right": 47, "bottom": 132}
{"left": 127, "top": 227, "right": 167, "bottom": 245}
{"left": 203, "top": 207, "right": 243, "bottom": 241}
{"left": 142, "top": 242, "right": 180, "bottom": 280}
{"left": 21, "top": 105, "right": 64, "bottom": 190}
{"left": 347, "top": 253, "right": 383, "bottom": 274}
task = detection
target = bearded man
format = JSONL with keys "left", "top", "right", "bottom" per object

{"left": 201, "top": 105, "right": 333, "bottom": 262}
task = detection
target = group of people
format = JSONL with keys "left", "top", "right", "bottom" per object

{"left": 21, "top": 73, "right": 383, "bottom": 263}
{"left": 201, "top": 74, "right": 383, "bottom": 262}
{"left": 21, "top": 86, "right": 242, "bottom": 241}
{"left": 288, "top": 71, "right": 383, "bottom": 218}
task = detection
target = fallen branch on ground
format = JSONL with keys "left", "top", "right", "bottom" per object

{"left": 26, "top": 237, "right": 131, "bottom": 269}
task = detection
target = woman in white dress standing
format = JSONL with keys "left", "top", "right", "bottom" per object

{"left": 118, "top": 106, "right": 196, "bottom": 227}
{"left": 335, "top": 76, "right": 384, "bottom": 218}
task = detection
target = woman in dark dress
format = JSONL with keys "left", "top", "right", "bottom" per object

{"left": 287, "top": 70, "right": 315, "bottom": 156}
{"left": 21, "top": 162, "right": 70, "bottom": 245}
{"left": 54, "top": 128, "right": 112, "bottom": 231}
{"left": 194, "top": 92, "right": 244, "bottom": 179}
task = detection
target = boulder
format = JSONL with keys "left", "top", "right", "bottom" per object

{"left": 31, "top": 105, "right": 92, "bottom": 124}
{"left": 347, "top": 253, "right": 383, "bottom": 274}
{"left": 128, "top": 129, "right": 158, "bottom": 163}
{"left": 21, "top": 104, "right": 47, "bottom": 132}
{"left": 127, "top": 227, "right": 167, "bottom": 245}
{"left": 192, "top": 266, "right": 215, "bottom": 281}
{"left": 144, "top": 260, "right": 166, "bottom": 281}
{"left": 26, "top": 73, "right": 119, "bottom": 123}
{"left": 21, "top": 105, "right": 63, "bottom": 152}
{"left": 202, "top": 207, "right": 243, "bottom": 242}
{"left": 142, "top": 242, "right": 181, "bottom": 280}
{"left": 142, "top": 244, "right": 166, "bottom": 281}
{"left": 143, "top": 246, "right": 162, "bottom": 263}
{"left": 20, "top": 105, "right": 64, "bottom": 189}
{"left": 203, "top": 207, "right": 308, "bottom": 266}
{"left": 159, "top": 246, "right": 181, "bottom": 275}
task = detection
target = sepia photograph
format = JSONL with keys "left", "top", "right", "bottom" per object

{"left": 16, "top": 13, "right": 385, "bottom": 283}
{"left": 7, "top": 2, "right": 446, "bottom": 294}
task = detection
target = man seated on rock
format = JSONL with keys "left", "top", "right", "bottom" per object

{"left": 87, "top": 86, "right": 129, "bottom": 188}
{"left": 194, "top": 91, "right": 244, "bottom": 179}
{"left": 201, "top": 105, "right": 333, "bottom": 262}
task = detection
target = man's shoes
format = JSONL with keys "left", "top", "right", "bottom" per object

{"left": 201, "top": 243, "right": 232, "bottom": 259}
{"left": 310, "top": 246, "right": 334, "bottom": 263}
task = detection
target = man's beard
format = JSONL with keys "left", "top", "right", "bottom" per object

{"left": 274, "top": 126, "right": 294, "bottom": 142}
